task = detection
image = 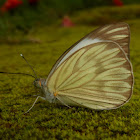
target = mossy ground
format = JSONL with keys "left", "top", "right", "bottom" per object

{"left": 0, "top": 18, "right": 140, "bottom": 139}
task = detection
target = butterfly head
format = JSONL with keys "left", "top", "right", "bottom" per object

{"left": 34, "top": 78, "right": 46, "bottom": 88}
{"left": 33, "top": 78, "right": 55, "bottom": 103}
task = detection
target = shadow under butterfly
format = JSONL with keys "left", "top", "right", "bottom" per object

{"left": 0, "top": 22, "right": 134, "bottom": 113}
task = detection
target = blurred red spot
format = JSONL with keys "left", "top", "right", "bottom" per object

{"left": 62, "top": 16, "right": 74, "bottom": 27}
{"left": 1, "top": 0, "right": 23, "bottom": 12}
{"left": 113, "top": 0, "right": 123, "bottom": 6}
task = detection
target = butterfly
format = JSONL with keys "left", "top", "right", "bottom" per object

{"left": 29, "top": 22, "right": 134, "bottom": 112}
{"left": 1, "top": 22, "right": 133, "bottom": 113}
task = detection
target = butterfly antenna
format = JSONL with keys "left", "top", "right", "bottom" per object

{"left": 20, "top": 54, "right": 38, "bottom": 79}
{"left": 0, "top": 72, "right": 36, "bottom": 78}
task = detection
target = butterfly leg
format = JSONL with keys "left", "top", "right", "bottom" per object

{"left": 33, "top": 94, "right": 41, "bottom": 97}
{"left": 24, "top": 96, "right": 46, "bottom": 114}
{"left": 56, "top": 96, "right": 71, "bottom": 108}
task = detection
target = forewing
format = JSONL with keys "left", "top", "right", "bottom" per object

{"left": 46, "top": 23, "right": 130, "bottom": 82}
{"left": 87, "top": 22, "right": 130, "bottom": 58}
{"left": 47, "top": 42, "right": 133, "bottom": 110}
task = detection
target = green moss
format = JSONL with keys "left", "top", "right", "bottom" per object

{"left": 1, "top": 4, "right": 140, "bottom": 38}
{"left": 0, "top": 18, "right": 140, "bottom": 139}
{"left": 72, "top": 5, "right": 140, "bottom": 25}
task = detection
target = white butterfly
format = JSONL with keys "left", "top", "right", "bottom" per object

{"left": 27, "top": 22, "right": 134, "bottom": 113}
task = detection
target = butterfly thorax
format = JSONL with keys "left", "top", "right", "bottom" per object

{"left": 34, "top": 78, "right": 56, "bottom": 103}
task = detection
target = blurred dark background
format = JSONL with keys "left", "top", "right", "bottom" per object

{"left": 0, "top": 0, "right": 140, "bottom": 39}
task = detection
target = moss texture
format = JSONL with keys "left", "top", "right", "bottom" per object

{"left": 0, "top": 19, "right": 140, "bottom": 139}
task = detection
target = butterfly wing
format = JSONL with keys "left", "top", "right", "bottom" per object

{"left": 46, "top": 23, "right": 130, "bottom": 82}
{"left": 86, "top": 22, "right": 130, "bottom": 58}
{"left": 47, "top": 42, "right": 133, "bottom": 110}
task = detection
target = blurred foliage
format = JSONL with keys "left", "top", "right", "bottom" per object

{"left": 0, "top": 18, "right": 140, "bottom": 139}
{"left": 122, "top": 0, "right": 140, "bottom": 4}
{"left": 0, "top": 0, "right": 140, "bottom": 38}
{"left": 72, "top": 5, "right": 140, "bottom": 25}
